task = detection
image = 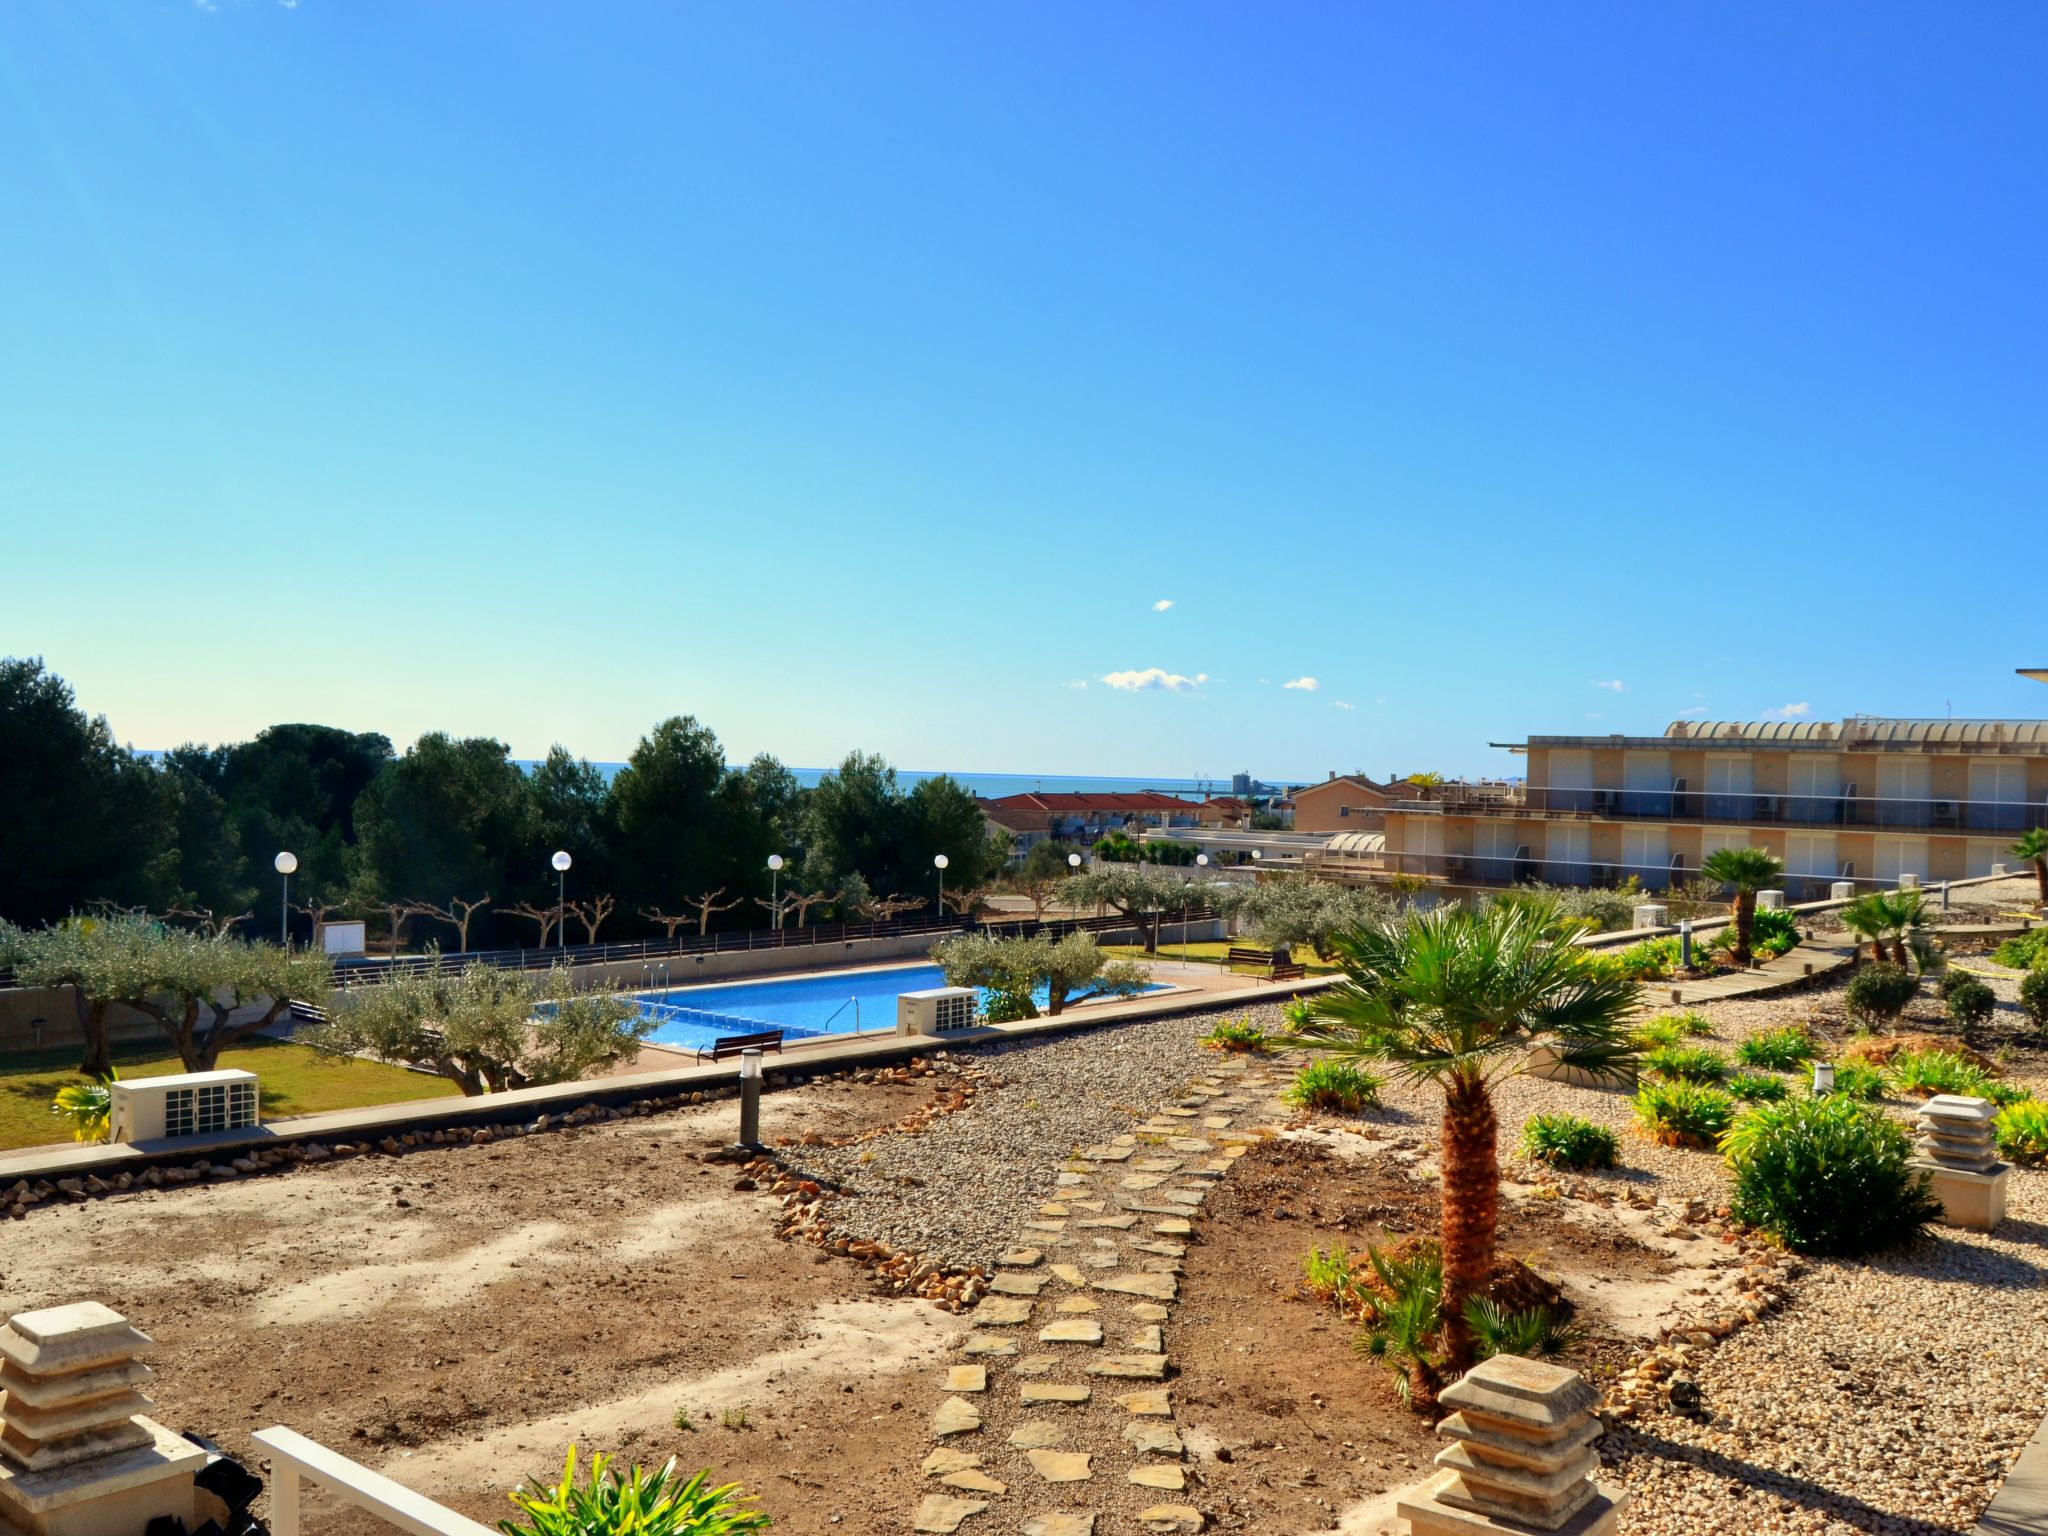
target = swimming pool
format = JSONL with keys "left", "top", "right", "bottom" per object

{"left": 634, "top": 963, "right": 1161, "bottom": 1053}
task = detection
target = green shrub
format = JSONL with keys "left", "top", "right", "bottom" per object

{"left": 1943, "top": 975, "right": 1997, "bottom": 1029}
{"left": 1633, "top": 1011, "right": 1714, "bottom": 1048}
{"left": 1935, "top": 968, "right": 1975, "bottom": 1000}
{"left": 1736, "top": 1027, "right": 1815, "bottom": 1071}
{"left": 1607, "top": 936, "right": 1681, "bottom": 981}
{"left": 49, "top": 1069, "right": 117, "bottom": 1144}
{"left": 500, "top": 1447, "right": 769, "bottom": 1536}
{"left": 1845, "top": 963, "right": 1919, "bottom": 1023}
{"left": 1993, "top": 929, "right": 2048, "bottom": 971}
{"left": 1632, "top": 1079, "right": 1737, "bottom": 1148}
{"left": 1641, "top": 1043, "right": 1729, "bottom": 1083}
{"left": 1728, "top": 1072, "right": 1790, "bottom": 1102}
{"left": 1750, "top": 906, "right": 1801, "bottom": 959}
{"left": 1303, "top": 1244, "right": 1365, "bottom": 1305}
{"left": 1817, "top": 1060, "right": 1888, "bottom": 1102}
{"left": 2020, "top": 969, "right": 2048, "bottom": 1028}
{"left": 1983, "top": 1079, "right": 2036, "bottom": 1107}
{"left": 1285, "top": 1059, "right": 1383, "bottom": 1114}
{"left": 1520, "top": 1113, "right": 1620, "bottom": 1170}
{"left": 1722, "top": 1096, "right": 1941, "bottom": 1254}
{"left": 1201, "top": 1017, "right": 1272, "bottom": 1054}
{"left": 1884, "top": 1048, "right": 1991, "bottom": 1099}
{"left": 1995, "top": 1100, "right": 2048, "bottom": 1166}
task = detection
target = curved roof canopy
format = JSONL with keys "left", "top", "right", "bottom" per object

{"left": 1323, "top": 832, "right": 1388, "bottom": 856}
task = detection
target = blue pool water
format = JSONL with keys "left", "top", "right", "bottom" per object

{"left": 635, "top": 963, "right": 1161, "bottom": 1053}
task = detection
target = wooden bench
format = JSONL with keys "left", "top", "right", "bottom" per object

{"left": 694, "top": 1029, "right": 785, "bottom": 1064}
{"left": 1226, "top": 947, "right": 1302, "bottom": 980}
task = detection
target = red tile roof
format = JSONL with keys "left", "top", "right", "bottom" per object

{"left": 986, "top": 791, "right": 1194, "bottom": 814}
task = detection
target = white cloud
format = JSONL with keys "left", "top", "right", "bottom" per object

{"left": 1593, "top": 679, "right": 1625, "bottom": 692}
{"left": 1332, "top": 701, "right": 1356, "bottom": 711}
{"left": 1100, "top": 668, "right": 1207, "bottom": 694}
{"left": 1064, "top": 679, "right": 1088, "bottom": 690}
{"left": 1282, "top": 676, "right": 1320, "bottom": 692}
{"left": 1584, "top": 712, "right": 1605, "bottom": 721}
{"left": 1676, "top": 706, "right": 1708, "bottom": 716}
{"left": 1763, "top": 701, "right": 1812, "bottom": 719}
{"left": 1152, "top": 599, "right": 1175, "bottom": 613}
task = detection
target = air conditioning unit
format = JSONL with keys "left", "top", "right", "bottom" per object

{"left": 897, "top": 987, "right": 978, "bottom": 1037}
{"left": 109, "top": 1070, "right": 260, "bottom": 1145}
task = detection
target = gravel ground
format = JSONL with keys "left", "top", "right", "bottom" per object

{"left": 786, "top": 1003, "right": 1270, "bottom": 1269}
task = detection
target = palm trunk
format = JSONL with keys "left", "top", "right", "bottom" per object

{"left": 2035, "top": 857, "right": 2047, "bottom": 906}
{"left": 1732, "top": 892, "right": 1756, "bottom": 966}
{"left": 1869, "top": 939, "right": 1886, "bottom": 965}
{"left": 1889, "top": 938, "right": 1909, "bottom": 967}
{"left": 1438, "top": 1072, "right": 1499, "bottom": 1375}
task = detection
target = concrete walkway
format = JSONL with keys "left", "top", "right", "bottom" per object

{"left": 911, "top": 1050, "right": 1294, "bottom": 1535}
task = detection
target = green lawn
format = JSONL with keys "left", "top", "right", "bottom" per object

{"left": 0, "top": 1037, "right": 460, "bottom": 1153}
{"left": 1106, "top": 940, "right": 1341, "bottom": 975}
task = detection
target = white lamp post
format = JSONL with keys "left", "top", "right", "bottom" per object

{"left": 767, "top": 853, "right": 785, "bottom": 930}
{"left": 1185, "top": 853, "right": 1208, "bottom": 963}
{"left": 934, "top": 853, "right": 950, "bottom": 920}
{"left": 274, "top": 851, "right": 298, "bottom": 949}
{"left": 551, "top": 850, "right": 572, "bottom": 950}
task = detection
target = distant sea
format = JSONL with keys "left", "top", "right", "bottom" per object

{"left": 566, "top": 765, "right": 1265, "bottom": 800}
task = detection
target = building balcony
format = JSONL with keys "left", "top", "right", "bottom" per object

{"left": 1413, "top": 786, "right": 2046, "bottom": 834}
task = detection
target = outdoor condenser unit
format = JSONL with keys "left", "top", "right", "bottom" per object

{"left": 108, "top": 1070, "right": 260, "bottom": 1144}
{"left": 896, "top": 987, "right": 978, "bottom": 1037}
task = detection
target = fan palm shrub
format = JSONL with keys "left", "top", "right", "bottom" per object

{"left": 49, "top": 1068, "right": 118, "bottom": 1143}
{"left": 1879, "top": 890, "right": 1930, "bottom": 968}
{"left": 1284, "top": 1059, "right": 1383, "bottom": 1113}
{"left": 1839, "top": 895, "right": 1892, "bottom": 966}
{"left": 1641, "top": 1043, "right": 1729, "bottom": 1083}
{"left": 1700, "top": 847, "right": 1785, "bottom": 966}
{"left": 2011, "top": 828, "right": 2048, "bottom": 906}
{"left": 1287, "top": 899, "right": 1639, "bottom": 1371}
{"left": 1632, "top": 1079, "right": 1737, "bottom": 1147}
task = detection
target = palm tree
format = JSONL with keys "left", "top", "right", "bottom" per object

{"left": 1700, "top": 846, "right": 1785, "bottom": 966}
{"left": 1287, "top": 900, "right": 1641, "bottom": 1372}
{"left": 1878, "top": 889, "right": 1929, "bottom": 968}
{"left": 2011, "top": 828, "right": 2048, "bottom": 906}
{"left": 1839, "top": 894, "right": 1891, "bottom": 965}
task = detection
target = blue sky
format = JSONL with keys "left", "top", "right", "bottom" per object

{"left": 3, "top": 3, "right": 2044, "bottom": 782}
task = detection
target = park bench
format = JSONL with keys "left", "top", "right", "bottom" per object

{"left": 694, "top": 1028, "right": 785, "bottom": 1064}
{"left": 1225, "top": 946, "right": 1306, "bottom": 981}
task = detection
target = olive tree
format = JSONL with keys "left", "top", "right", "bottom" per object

{"left": 138, "top": 933, "right": 335, "bottom": 1072}
{"left": 7, "top": 918, "right": 178, "bottom": 1075}
{"left": 1057, "top": 868, "right": 1195, "bottom": 953}
{"left": 1220, "top": 878, "right": 1393, "bottom": 960}
{"left": 931, "top": 930, "right": 1147, "bottom": 1019}
{"left": 313, "top": 961, "right": 650, "bottom": 1095}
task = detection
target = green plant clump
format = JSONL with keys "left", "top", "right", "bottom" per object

{"left": 2020, "top": 969, "right": 2048, "bottom": 1029}
{"left": 1520, "top": 1113, "right": 1619, "bottom": 1170}
{"left": 49, "top": 1068, "right": 118, "bottom": 1143}
{"left": 1633, "top": 1011, "right": 1715, "bottom": 1048}
{"left": 500, "top": 1447, "right": 769, "bottom": 1536}
{"left": 1942, "top": 975, "right": 1998, "bottom": 1029}
{"left": 1632, "top": 1079, "right": 1737, "bottom": 1148}
{"left": 1348, "top": 1241, "right": 1577, "bottom": 1409}
{"left": 1995, "top": 1100, "right": 2048, "bottom": 1166}
{"left": 1722, "top": 1096, "right": 1942, "bottom": 1255}
{"left": 1817, "top": 1060, "right": 1889, "bottom": 1102}
{"left": 1605, "top": 936, "right": 1681, "bottom": 982}
{"left": 1285, "top": 1058, "right": 1384, "bottom": 1114}
{"left": 1728, "top": 1072, "right": 1790, "bottom": 1102}
{"left": 1844, "top": 964, "right": 1919, "bottom": 1024}
{"left": 1992, "top": 929, "right": 2048, "bottom": 971}
{"left": 1884, "top": 1048, "right": 1991, "bottom": 1099}
{"left": 1736, "top": 1027, "right": 1816, "bottom": 1071}
{"left": 1641, "top": 1043, "right": 1729, "bottom": 1083}
{"left": 1201, "top": 1017, "right": 1273, "bottom": 1054}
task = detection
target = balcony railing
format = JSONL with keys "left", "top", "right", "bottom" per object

{"left": 1305, "top": 844, "right": 2017, "bottom": 897}
{"left": 1413, "top": 785, "right": 2047, "bottom": 833}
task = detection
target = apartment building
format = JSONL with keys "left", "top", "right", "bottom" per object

{"left": 1291, "top": 773, "right": 1428, "bottom": 835}
{"left": 1332, "top": 717, "right": 2048, "bottom": 899}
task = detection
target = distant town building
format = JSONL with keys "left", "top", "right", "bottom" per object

{"left": 1290, "top": 773, "right": 1429, "bottom": 837}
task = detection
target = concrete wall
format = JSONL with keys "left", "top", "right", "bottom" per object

{"left": 0, "top": 990, "right": 167, "bottom": 1056}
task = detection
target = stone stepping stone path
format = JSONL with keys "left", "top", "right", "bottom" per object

{"left": 908, "top": 1053, "right": 1291, "bottom": 1533}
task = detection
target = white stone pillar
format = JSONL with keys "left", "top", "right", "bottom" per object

{"left": 1912, "top": 1095, "right": 2008, "bottom": 1231}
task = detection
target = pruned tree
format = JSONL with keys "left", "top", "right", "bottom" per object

{"left": 410, "top": 894, "right": 492, "bottom": 953}
{"left": 289, "top": 896, "right": 352, "bottom": 935}
{"left": 639, "top": 906, "right": 695, "bottom": 940}
{"left": 939, "top": 884, "right": 990, "bottom": 919}
{"left": 755, "top": 892, "right": 799, "bottom": 928}
{"left": 567, "top": 893, "right": 616, "bottom": 945}
{"left": 786, "top": 887, "right": 838, "bottom": 928}
{"left": 312, "top": 960, "right": 652, "bottom": 1096}
{"left": 134, "top": 933, "right": 336, "bottom": 1072}
{"left": 368, "top": 900, "right": 423, "bottom": 957}
{"left": 163, "top": 904, "right": 255, "bottom": 940}
{"left": 1058, "top": 868, "right": 1198, "bottom": 954}
{"left": 681, "top": 889, "right": 743, "bottom": 936}
{"left": 858, "top": 893, "right": 927, "bottom": 923}
{"left": 1009, "top": 841, "right": 1077, "bottom": 921}
{"left": 502, "top": 901, "right": 564, "bottom": 949}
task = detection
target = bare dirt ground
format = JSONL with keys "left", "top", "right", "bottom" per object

{"left": 0, "top": 1075, "right": 957, "bottom": 1536}
{"left": 1170, "top": 1137, "right": 1687, "bottom": 1535}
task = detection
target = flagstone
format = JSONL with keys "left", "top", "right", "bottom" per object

{"left": 1159, "top": 1107, "right": 1199, "bottom": 1118}
{"left": 941, "top": 1470, "right": 1007, "bottom": 1494}
{"left": 1087, "top": 1354, "right": 1168, "bottom": 1380}
{"left": 1038, "top": 1203, "right": 1069, "bottom": 1217}
{"left": 1140, "top": 1259, "right": 1182, "bottom": 1276}
{"left": 1128, "top": 1325, "right": 1163, "bottom": 1352}
{"left": 1077, "top": 1215, "right": 1139, "bottom": 1230}
{"left": 1022, "top": 1221, "right": 1067, "bottom": 1235}
{"left": 990, "top": 1273, "right": 1049, "bottom": 1297}
{"left": 1049, "top": 1263, "right": 1086, "bottom": 1286}
{"left": 1167, "top": 1138, "right": 1212, "bottom": 1153}
{"left": 999, "top": 1248, "right": 1045, "bottom": 1268}
{"left": 1025, "top": 1450, "right": 1093, "bottom": 1483}
{"left": 1067, "top": 1198, "right": 1106, "bottom": 1213}
{"left": 1014, "top": 1354, "right": 1059, "bottom": 1377}
{"left": 912, "top": 1494, "right": 988, "bottom": 1533}
{"left": 962, "top": 1333, "right": 1018, "bottom": 1356}
{"left": 1038, "top": 1318, "right": 1103, "bottom": 1344}
{"left": 1094, "top": 1272, "right": 1177, "bottom": 1300}
{"left": 1121, "top": 1421, "right": 1183, "bottom": 1456}
{"left": 1135, "top": 1505, "right": 1204, "bottom": 1533}
{"left": 1128, "top": 1466, "right": 1186, "bottom": 1491}
{"left": 1118, "top": 1174, "right": 1170, "bottom": 1191}
{"left": 932, "top": 1397, "right": 982, "bottom": 1437}
{"left": 1078, "top": 1145, "right": 1133, "bottom": 1162}
{"left": 1202, "top": 1116, "right": 1233, "bottom": 1129}
{"left": 975, "top": 1298, "right": 1034, "bottom": 1325}
{"left": 1055, "top": 1171, "right": 1089, "bottom": 1187}
{"left": 1116, "top": 1388, "right": 1173, "bottom": 1416}
{"left": 945, "top": 1364, "right": 988, "bottom": 1393}
{"left": 1152, "top": 1218, "right": 1193, "bottom": 1236}
{"left": 1133, "top": 1157, "right": 1182, "bottom": 1172}
{"left": 1008, "top": 1420, "right": 1064, "bottom": 1449}
{"left": 1133, "top": 1240, "right": 1185, "bottom": 1258}
{"left": 1080, "top": 1251, "right": 1119, "bottom": 1270}
{"left": 922, "top": 1448, "right": 984, "bottom": 1476}
{"left": 1130, "top": 1303, "right": 1170, "bottom": 1323}
{"left": 1020, "top": 1382, "right": 1091, "bottom": 1405}
{"left": 1021, "top": 1516, "right": 1096, "bottom": 1536}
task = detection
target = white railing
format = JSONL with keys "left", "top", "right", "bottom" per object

{"left": 254, "top": 1426, "right": 497, "bottom": 1536}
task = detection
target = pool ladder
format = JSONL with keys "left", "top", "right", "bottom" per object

{"left": 821, "top": 996, "right": 866, "bottom": 1035}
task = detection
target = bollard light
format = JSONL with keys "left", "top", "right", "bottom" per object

{"left": 1678, "top": 919, "right": 1693, "bottom": 971}
{"left": 738, "top": 1047, "right": 763, "bottom": 1148}
{"left": 1813, "top": 1061, "right": 1836, "bottom": 1095}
